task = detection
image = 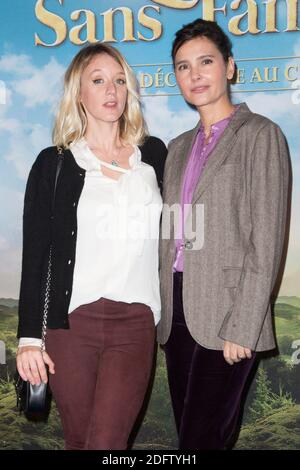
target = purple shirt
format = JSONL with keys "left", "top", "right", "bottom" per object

{"left": 173, "top": 110, "right": 237, "bottom": 272}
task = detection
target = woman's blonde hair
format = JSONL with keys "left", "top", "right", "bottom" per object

{"left": 53, "top": 43, "right": 148, "bottom": 148}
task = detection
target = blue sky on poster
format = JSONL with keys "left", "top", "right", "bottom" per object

{"left": 0, "top": 0, "right": 300, "bottom": 297}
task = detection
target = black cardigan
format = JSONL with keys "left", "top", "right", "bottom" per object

{"left": 17, "top": 136, "right": 167, "bottom": 338}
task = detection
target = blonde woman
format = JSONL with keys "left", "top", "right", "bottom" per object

{"left": 16, "top": 43, "right": 167, "bottom": 450}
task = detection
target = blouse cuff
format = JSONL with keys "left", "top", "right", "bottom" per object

{"left": 18, "top": 337, "right": 42, "bottom": 349}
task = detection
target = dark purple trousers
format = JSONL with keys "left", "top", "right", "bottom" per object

{"left": 45, "top": 297, "right": 155, "bottom": 450}
{"left": 164, "top": 272, "right": 256, "bottom": 450}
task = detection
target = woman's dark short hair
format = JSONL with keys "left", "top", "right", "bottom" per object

{"left": 172, "top": 18, "right": 233, "bottom": 65}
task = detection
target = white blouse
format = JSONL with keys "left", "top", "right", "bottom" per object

{"left": 18, "top": 138, "right": 163, "bottom": 348}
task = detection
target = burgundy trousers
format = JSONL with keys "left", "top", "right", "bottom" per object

{"left": 45, "top": 297, "right": 155, "bottom": 450}
{"left": 164, "top": 272, "right": 256, "bottom": 450}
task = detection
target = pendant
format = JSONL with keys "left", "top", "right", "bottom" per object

{"left": 111, "top": 160, "right": 119, "bottom": 167}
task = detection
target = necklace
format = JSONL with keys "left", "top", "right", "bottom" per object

{"left": 89, "top": 143, "right": 122, "bottom": 167}
{"left": 110, "top": 145, "right": 123, "bottom": 167}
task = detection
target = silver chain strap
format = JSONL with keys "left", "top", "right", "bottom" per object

{"left": 40, "top": 147, "right": 63, "bottom": 353}
{"left": 40, "top": 245, "right": 52, "bottom": 352}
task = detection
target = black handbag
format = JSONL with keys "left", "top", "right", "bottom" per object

{"left": 14, "top": 365, "right": 52, "bottom": 415}
{"left": 14, "top": 146, "right": 64, "bottom": 418}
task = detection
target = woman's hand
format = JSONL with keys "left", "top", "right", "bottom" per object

{"left": 16, "top": 346, "right": 55, "bottom": 386}
{"left": 223, "top": 341, "right": 252, "bottom": 365}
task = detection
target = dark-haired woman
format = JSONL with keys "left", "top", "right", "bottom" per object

{"left": 158, "top": 19, "right": 290, "bottom": 450}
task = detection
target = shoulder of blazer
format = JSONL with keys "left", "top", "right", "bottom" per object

{"left": 168, "top": 127, "right": 197, "bottom": 150}
{"left": 231, "top": 104, "right": 285, "bottom": 139}
{"left": 239, "top": 111, "right": 278, "bottom": 133}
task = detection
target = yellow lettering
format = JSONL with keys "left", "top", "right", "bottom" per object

{"left": 202, "top": 0, "right": 227, "bottom": 21}
{"left": 229, "top": 0, "right": 261, "bottom": 35}
{"left": 101, "top": 7, "right": 136, "bottom": 43}
{"left": 264, "top": 67, "right": 279, "bottom": 82}
{"left": 284, "top": 0, "right": 300, "bottom": 31}
{"left": 165, "top": 72, "right": 176, "bottom": 87}
{"left": 264, "top": 0, "right": 279, "bottom": 33}
{"left": 35, "top": 0, "right": 67, "bottom": 47}
{"left": 138, "top": 6, "right": 162, "bottom": 41}
{"left": 69, "top": 10, "right": 97, "bottom": 45}
{"left": 155, "top": 68, "right": 165, "bottom": 87}
{"left": 251, "top": 67, "right": 263, "bottom": 83}
{"left": 285, "top": 65, "right": 300, "bottom": 81}
{"left": 140, "top": 73, "right": 154, "bottom": 88}
{"left": 151, "top": 0, "right": 198, "bottom": 9}
{"left": 236, "top": 68, "right": 246, "bottom": 84}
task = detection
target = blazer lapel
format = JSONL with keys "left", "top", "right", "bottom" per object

{"left": 191, "top": 127, "right": 237, "bottom": 205}
{"left": 192, "top": 102, "right": 252, "bottom": 205}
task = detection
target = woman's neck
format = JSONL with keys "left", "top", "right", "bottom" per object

{"left": 197, "top": 99, "right": 235, "bottom": 137}
{"left": 84, "top": 120, "right": 122, "bottom": 153}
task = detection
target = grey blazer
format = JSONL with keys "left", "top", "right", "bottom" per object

{"left": 157, "top": 103, "right": 290, "bottom": 351}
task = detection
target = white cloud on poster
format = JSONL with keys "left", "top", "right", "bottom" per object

{"left": 0, "top": 54, "right": 63, "bottom": 296}
{"left": 0, "top": 118, "right": 51, "bottom": 180}
{"left": 0, "top": 54, "right": 59, "bottom": 180}
{"left": 12, "top": 57, "right": 65, "bottom": 109}
{"left": 142, "top": 93, "right": 198, "bottom": 144}
{"left": 232, "top": 36, "right": 300, "bottom": 127}
{"left": 0, "top": 53, "right": 65, "bottom": 109}
{"left": 233, "top": 91, "right": 300, "bottom": 131}
{"left": 0, "top": 235, "right": 9, "bottom": 251}
{"left": 0, "top": 83, "right": 12, "bottom": 117}
{"left": 0, "top": 54, "right": 35, "bottom": 76}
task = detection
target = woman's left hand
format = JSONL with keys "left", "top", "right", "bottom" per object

{"left": 223, "top": 341, "right": 252, "bottom": 365}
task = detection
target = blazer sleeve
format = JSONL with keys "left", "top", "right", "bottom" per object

{"left": 17, "top": 153, "right": 52, "bottom": 339}
{"left": 218, "top": 122, "right": 290, "bottom": 350}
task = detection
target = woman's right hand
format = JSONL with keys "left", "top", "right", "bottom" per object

{"left": 16, "top": 347, "right": 55, "bottom": 386}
